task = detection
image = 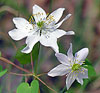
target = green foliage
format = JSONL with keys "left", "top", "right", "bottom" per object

{"left": 15, "top": 43, "right": 40, "bottom": 65}
{"left": 0, "top": 0, "right": 30, "bottom": 17}
{"left": 17, "top": 80, "right": 39, "bottom": 93}
{"left": 0, "top": 52, "right": 1, "bottom": 57}
{"left": 0, "top": 65, "right": 7, "bottom": 77}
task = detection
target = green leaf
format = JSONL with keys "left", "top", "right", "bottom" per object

{"left": 17, "top": 83, "right": 31, "bottom": 93}
{"left": 31, "top": 80, "right": 39, "bottom": 93}
{"left": 0, "top": 65, "right": 7, "bottom": 77}
{"left": 17, "top": 80, "right": 39, "bottom": 93}
{"left": 84, "top": 59, "right": 96, "bottom": 77}
{"left": 15, "top": 43, "right": 40, "bottom": 65}
{"left": 0, "top": 69, "right": 7, "bottom": 77}
{"left": 0, "top": 65, "right": 3, "bottom": 71}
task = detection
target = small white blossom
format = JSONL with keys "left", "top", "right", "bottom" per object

{"left": 8, "top": 5, "right": 74, "bottom": 53}
{"left": 48, "top": 43, "right": 89, "bottom": 90}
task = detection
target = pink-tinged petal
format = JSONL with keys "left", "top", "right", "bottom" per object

{"left": 76, "top": 77, "right": 83, "bottom": 85}
{"left": 75, "top": 48, "right": 89, "bottom": 63}
{"left": 48, "top": 64, "right": 71, "bottom": 77}
{"left": 66, "top": 72, "right": 76, "bottom": 90}
{"left": 33, "top": 5, "right": 47, "bottom": 23}
{"left": 78, "top": 67, "right": 88, "bottom": 79}
{"left": 55, "top": 53, "right": 70, "bottom": 66}
{"left": 67, "top": 43, "right": 73, "bottom": 59}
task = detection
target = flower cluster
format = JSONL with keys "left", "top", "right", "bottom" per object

{"left": 8, "top": 5, "right": 89, "bottom": 90}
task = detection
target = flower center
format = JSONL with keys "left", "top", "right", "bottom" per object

{"left": 37, "top": 21, "right": 44, "bottom": 28}
{"left": 72, "top": 63, "right": 81, "bottom": 71}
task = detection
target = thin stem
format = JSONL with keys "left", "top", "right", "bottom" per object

{"left": 9, "top": 72, "right": 57, "bottom": 93}
{"left": 0, "top": 57, "right": 57, "bottom": 93}
{"left": 34, "top": 76, "right": 57, "bottom": 93}
{"left": 49, "top": 0, "right": 53, "bottom": 12}
{"left": 34, "top": 43, "right": 41, "bottom": 75}
{"left": 37, "top": 72, "right": 47, "bottom": 77}
{"left": 0, "top": 57, "right": 32, "bottom": 74}
{"left": 30, "top": 53, "right": 34, "bottom": 73}
{"left": 9, "top": 72, "right": 33, "bottom": 76}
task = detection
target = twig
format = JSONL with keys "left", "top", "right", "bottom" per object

{"left": 35, "top": 76, "right": 57, "bottom": 93}
{"left": 9, "top": 72, "right": 33, "bottom": 76}
{"left": 0, "top": 57, "right": 32, "bottom": 74}
{"left": 0, "top": 57, "right": 57, "bottom": 93}
{"left": 37, "top": 72, "right": 47, "bottom": 77}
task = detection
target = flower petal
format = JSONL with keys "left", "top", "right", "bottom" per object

{"left": 33, "top": 5, "right": 47, "bottom": 23}
{"left": 67, "top": 43, "right": 73, "bottom": 59}
{"left": 75, "top": 48, "right": 89, "bottom": 63}
{"left": 76, "top": 67, "right": 88, "bottom": 85}
{"left": 66, "top": 31, "right": 75, "bottom": 35}
{"left": 78, "top": 67, "right": 88, "bottom": 79}
{"left": 55, "top": 53, "right": 70, "bottom": 66}
{"left": 47, "top": 8, "right": 65, "bottom": 23}
{"left": 51, "top": 29, "right": 75, "bottom": 39}
{"left": 21, "top": 34, "right": 40, "bottom": 53}
{"left": 13, "top": 17, "right": 33, "bottom": 30}
{"left": 40, "top": 33, "right": 59, "bottom": 53}
{"left": 76, "top": 77, "right": 83, "bottom": 85}
{"left": 48, "top": 64, "right": 70, "bottom": 77}
{"left": 55, "top": 14, "right": 72, "bottom": 28}
{"left": 66, "top": 72, "right": 76, "bottom": 90}
{"left": 8, "top": 29, "right": 28, "bottom": 41}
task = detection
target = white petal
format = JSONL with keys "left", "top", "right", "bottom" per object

{"left": 76, "top": 67, "right": 88, "bottom": 85}
{"left": 66, "top": 72, "right": 76, "bottom": 90}
{"left": 13, "top": 17, "right": 33, "bottom": 30}
{"left": 76, "top": 77, "right": 83, "bottom": 85}
{"left": 67, "top": 43, "right": 73, "bottom": 59}
{"left": 66, "top": 31, "right": 75, "bottom": 35}
{"left": 51, "top": 29, "right": 75, "bottom": 39}
{"left": 33, "top": 5, "right": 46, "bottom": 23}
{"left": 40, "top": 33, "right": 59, "bottom": 53}
{"left": 51, "top": 29, "right": 66, "bottom": 38}
{"left": 47, "top": 8, "right": 65, "bottom": 23}
{"left": 78, "top": 67, "right": 88, "bottom": 79}
{"left": 75, "top": 48, "right": 89, "bottom": 63}
{"left": 21, "top": 34, "right": 40, "bottom": 53}
{"left": 8, "top": 29, "right": 28, "bottom": 41}
{"left": 48, "top": 64, "right": 70, "bottom": 77}
{"left": 55, "top": 14, "right": 72, "bottom": 28}
{"left": 55, "top": 53, "right": 70, "bottom": 66}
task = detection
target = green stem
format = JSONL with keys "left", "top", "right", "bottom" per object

{"left": 34, "top": 42, "right": 41, "bottom": 75}
{"left": 49, "top": 0, "right": 53, "bottom": 12}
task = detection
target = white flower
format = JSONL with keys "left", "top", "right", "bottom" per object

{"left": 8, "top": 5, "right": 75, "bottom": 53}
{"left": 48, "top": 43, "right": 89, "bottom": 90}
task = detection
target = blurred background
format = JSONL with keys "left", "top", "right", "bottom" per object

{"left": 0, "top": 0, "right": 100, "bottom": 93}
